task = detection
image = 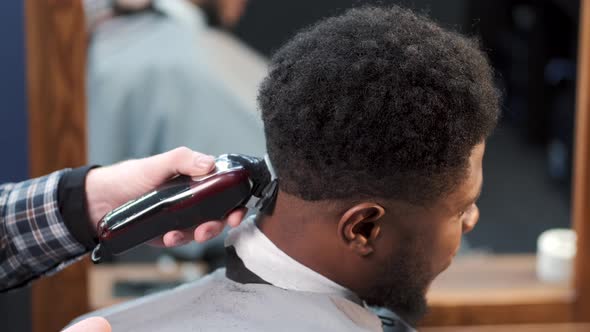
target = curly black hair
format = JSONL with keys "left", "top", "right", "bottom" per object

{"left": 258, "top": 6, "right": 500, "bottom": 205}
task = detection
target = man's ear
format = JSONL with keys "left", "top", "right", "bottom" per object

{"left": 337, "top": 202, "right": 385, "bottom": 256}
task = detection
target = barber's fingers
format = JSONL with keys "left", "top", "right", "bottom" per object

{"left": 193, "top": 221, "right": 226, "bottom": 243}
{"left": 225, "top": 208, "right": 247, "bottom": 227}
{"left": 155, "top": 222, "right": 224, "bottom": 247}
{"left": 153, "top": 208, "right": 247, "bottom": 247}
{"left": 194, "top": 209, "right": 248, "bottom": 244}
{"left": 140, "top": 147, "right": 216, "bottom": 185}
{"left": 159, "top": 230, "right": 191, "bottom": 247}
{"left": 191, "top": 207, "right": 248, "bottom": 241}
{"left": 63, "top": 317, "right": 111, "bottom": 332}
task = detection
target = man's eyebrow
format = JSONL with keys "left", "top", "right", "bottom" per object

{"left": 462, "top": 180, "right": 483, "bottom": 209}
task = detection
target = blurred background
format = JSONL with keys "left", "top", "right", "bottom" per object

{"left": 0, "top": 0, "right": 583, "bottom": 331}
{"left": 85, "top": 0, "right": 579, "bottom": 261}
{"left": 241, "top": 0, "right": 579, "bottom": 255}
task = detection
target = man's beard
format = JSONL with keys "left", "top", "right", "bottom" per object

{"left": 361, "top": 245, "right": 432, "bottom": 326}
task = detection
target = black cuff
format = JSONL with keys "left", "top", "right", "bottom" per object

{"left": 58, "top": 165, "right": 101, "bottom": 250}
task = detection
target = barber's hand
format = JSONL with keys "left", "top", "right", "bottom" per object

{"left": 63, "top": 317, "right": 111, "bottom": 332}
{"left": 85, "top": 147, "right": 247, "bottom": 247}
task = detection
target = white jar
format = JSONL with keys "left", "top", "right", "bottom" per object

{"left": 536, "top": 228, "right": 577, "bottom": 282}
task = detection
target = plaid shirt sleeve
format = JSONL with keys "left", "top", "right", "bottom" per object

{"left": 0, "top": 170, "right": 87, "bottom": 291}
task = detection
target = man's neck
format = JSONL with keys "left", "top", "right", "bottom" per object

{"left": 255, "top": 191, "right": 352, "bottom": 294}
{"left": 226, "top": 217, "right": 358, "bottom": 300}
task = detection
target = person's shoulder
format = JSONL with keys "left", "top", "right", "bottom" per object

{"left": 74, "top": 269, "right": 380, "bottom": 331}
{"left": 88, "top": 12, "right": 199, "bottom": 70}
{"left": 70, "top": 269, "right": 224, "bottom": 328}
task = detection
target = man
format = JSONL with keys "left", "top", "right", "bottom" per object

{"left": 0, "top": 147, "right": 244, "bottom": 291}
{"left": 77, "top": 6, "right": 499, "bottom": 331}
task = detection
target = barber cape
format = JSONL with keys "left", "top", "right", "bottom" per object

{"left": 75, "top": 218, "right": 414, "bottom": 332}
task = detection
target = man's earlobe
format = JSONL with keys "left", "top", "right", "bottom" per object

{"left": 338, "top": 203, "right": 385, "bottom": 256}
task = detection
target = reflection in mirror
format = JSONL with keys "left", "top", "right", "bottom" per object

{"left": 85, "top": 0, "right": 267, "bottom": 265}
{"left": 82, "top": 0, "right": 583, "bottom": 328}
{"left": 462, "top": 1, "right": 578, "bottom": 256}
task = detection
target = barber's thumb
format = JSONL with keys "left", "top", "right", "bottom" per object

{"left": 63, "top": 317, "right": 111, "bottom": 332}
{"left": 192, "top": 152, "right": 216, "bottom": 173}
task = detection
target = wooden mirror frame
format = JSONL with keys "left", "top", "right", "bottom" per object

{"left": 25, "top": 1, "right": 89, "bottom": 331}
{"left": 572, "top": 0, "right": 590, "bottom": 320}
{"left": 24, "top": 0, "right": 590, "bottom": 330}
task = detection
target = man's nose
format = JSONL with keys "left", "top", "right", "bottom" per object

{"left": 462, "top": 205, "right": 480, "bottom": 235}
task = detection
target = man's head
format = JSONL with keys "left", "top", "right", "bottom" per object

{"left": 194, "top": 0, "right": 248, "bottom": 28}
{"left": 257, "top": 6, "right": 499, "bottom": 323}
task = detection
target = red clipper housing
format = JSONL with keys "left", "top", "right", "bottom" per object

{"left": 91, "top": 154, "right": 275, "bottom": 263}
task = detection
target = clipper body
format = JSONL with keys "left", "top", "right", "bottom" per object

{"left": 91, "top": 154, "right": 273, "bottom": 263}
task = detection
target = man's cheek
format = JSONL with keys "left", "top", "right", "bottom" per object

{"left": 433, "top": 227, "right": 462, "bottom": 273}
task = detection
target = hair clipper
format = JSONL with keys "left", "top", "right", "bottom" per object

{"left": 90, "top": 154, "right": 278, "bottom": 263}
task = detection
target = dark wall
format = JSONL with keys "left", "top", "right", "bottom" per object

{"left": 0, "top": 1, "right": 32, "bottom": 332}
{"left": 235, "top": 0, "right": 468, "bottom": 56}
